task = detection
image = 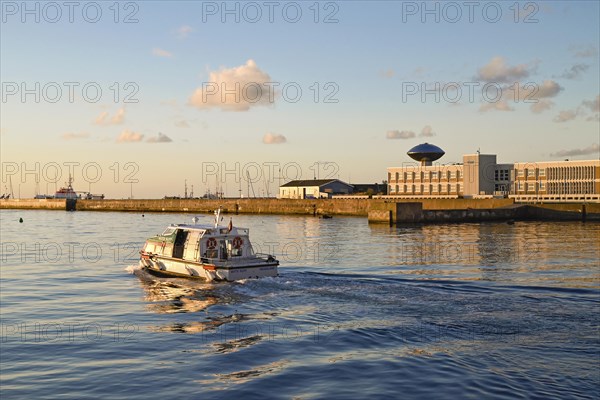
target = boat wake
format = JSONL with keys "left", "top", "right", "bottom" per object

{"left": 125, "top": 264, "right": 143, "bottom": 274}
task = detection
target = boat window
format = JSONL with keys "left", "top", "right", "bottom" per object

{"left": 205, "top": 249, "right": 218, "bottom": 259}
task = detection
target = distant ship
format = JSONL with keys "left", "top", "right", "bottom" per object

{"left": 53, "top": 175, "right": 79, "bottom": 199}
{"left": 35, "top": 175, "right": 80, "bottom": 199}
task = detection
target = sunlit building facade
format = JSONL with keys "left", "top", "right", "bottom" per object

{"left": 386, "top": 146, "right": 600, "bottom": 202}
{"left": 387, "top": 153, "right": 512, "bottom": 198}
{"left": 512, "top": 160, "right": 600, "bottom": 202}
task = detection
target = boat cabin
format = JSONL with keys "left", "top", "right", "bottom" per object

{"left": 142, "top": 224, "right": 254, "bottom": 264}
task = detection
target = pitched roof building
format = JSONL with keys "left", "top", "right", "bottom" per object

{"left": 279, "top": 179, "right": 353, "bottom": 199}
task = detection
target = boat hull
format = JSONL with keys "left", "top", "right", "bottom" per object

{"left": 139, "top": 255, "right": 278, "bottom": 282}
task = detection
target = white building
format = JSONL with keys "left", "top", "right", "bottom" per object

{"left": 278, "top": 179, "right": 353, "bottom": 199}
{"left": 386, "top": 144, "right": 600, "bottom": 202}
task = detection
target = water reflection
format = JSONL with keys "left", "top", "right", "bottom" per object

{"left": 134, "top": 270, "right": 218, "bottom": 314}
{"left": 368, "top": 221, "right": 600, "bottom": 288}
{"left": 133, "top": 269, "right": 282, "bottom": 337}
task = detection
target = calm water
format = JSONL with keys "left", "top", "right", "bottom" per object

{"left": 1, "top": 209, "right": 599, "bottom": 399}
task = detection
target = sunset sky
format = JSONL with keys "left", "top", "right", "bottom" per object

{"left": 1, "top": 1, "right": 599, "bottom": 198}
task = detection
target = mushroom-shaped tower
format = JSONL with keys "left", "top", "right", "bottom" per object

{"left": 407, "top": 143, "right": 445, "bottom": 166}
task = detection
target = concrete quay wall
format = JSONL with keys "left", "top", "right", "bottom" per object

{"left": 0, "top": 199, "right": 67, "bottom": 210}
{"left": 2, "top": 198, "right": 598, "bottom": 222}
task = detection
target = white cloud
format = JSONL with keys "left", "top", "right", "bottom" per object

{"left": 530, "top": 99, "right": 554, "bottom": 114}
{"left": 386, "top": 130, "right": 415, "bottom": 139}
{"left": 550, "top": 143, "right": 599, "bottom": 157}
{"left": 480, "top": 80, "right": 562, "bottom": 113}
{"left": 571, "top": 45, "right": 598, "bottom": 58}
{"left": 116, "top": 129, "right": 144, "bottom": 143}
{"left": 582, "top": 95, "right": 600, "bottom": 113}
{"left": 586, "top": 114, "right": 600, "bottom": 122}
{"left": 147, "top": 132, "right": 173, "bottom": 143}
{"left": 533, "top": 80, "right": 562, "bottom": 99}
{"left": 553, "top": 110, "right": 578, "bottom": 123}
{"left": 420, "top": 125, "right": 435, "bottom": 137}
{"left": 479, "top": 100, "right": 514, "bottom": 112}
{"left": 62, "top": 132, "right": 90, "bottom": 140}
{"left": 95, "top": 108, "right": 125, "bottom": 126}
{"left": 558, "top": 63, "right": 589, "bottom": 79}
{"left": 152, "top": 48, "right": 173, "bottom": 58}
{"left": 189, "top": 59, "right": 275, "bottom": 112}
{"left": 263, "top": 133, "right": 287, "bottom": 144}
{"left": 176, "top": 25, "right": 193, "bottom": 39}
{"left": 476, "top": 56, "right": 532, "bottom": 83}
{"left": 551, "top": 96, "right": 600, "bottom": 122}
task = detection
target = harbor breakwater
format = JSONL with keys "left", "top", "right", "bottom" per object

{"left": 1, "top": 198, "right": 598, "bottom": 223}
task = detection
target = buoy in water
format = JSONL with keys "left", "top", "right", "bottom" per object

{"left": 19, "top": 217, "right": 23, "bottom": 223}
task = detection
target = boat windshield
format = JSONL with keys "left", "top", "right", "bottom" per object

{"left": 162, "top": 227, "right": 176, "bottom": 236}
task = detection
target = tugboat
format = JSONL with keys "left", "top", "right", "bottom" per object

{"left": 139, "top": 209, "right": 279, "bottom": 282}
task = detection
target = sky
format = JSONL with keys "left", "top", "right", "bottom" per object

{"left": 1, "top": 0, "right": 599, "bottom": 198}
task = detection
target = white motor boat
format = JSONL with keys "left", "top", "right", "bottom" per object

{"left": 139, "top": 209, "right": 278, "bottom": 282}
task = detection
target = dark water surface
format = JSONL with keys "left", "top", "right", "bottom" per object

{"left": 1, "top": 210, "right": 599, "bottom": 399}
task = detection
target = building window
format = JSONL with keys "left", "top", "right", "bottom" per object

{"left": 518, "top": 182, "right": 524, "bottom": 191}
{"left": 539, "top": 182, "right": 545, "bottom": 191}
{"left": 449, "top": 171, "right": 456, "bottom": 179}
{"left": 496, "top": 169, "right": 509, "bottom": 181}
{"left": 395, "top": 172, "right": 399, "bottom": 182}
{"left": 528, "top": 183, "right": 535, "bottom": 192}
{"left": 456, "top": 171, "right": 461, "bottom": 179}
{"left": 458, "top": 184, "right": 463, "bottom": 193}
{"left": 450, "top": 184, "right": 455, "bottom": 193}
{"left": 395, "top": 185, "right": 399, "bottom": 193}
{"left": 527, "top": 169, "right": 536, "bottom": 177}
{"left": 539, "top": 168, "right": 545, "bottom": 177}
{"left": 517, "top": 169, "right": 524, "bottom": 177}
{"left": 431, "top": 171, "right": 438, "bottom": 180}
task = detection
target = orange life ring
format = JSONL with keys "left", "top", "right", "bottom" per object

{"left": 206, "top": 237, "right": 217, "bottom": 250}
{"left": 232, "top": 236, "right": 243, "bottom": 249}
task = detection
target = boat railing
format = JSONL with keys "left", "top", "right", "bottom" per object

{"left": 255, "top": 253, "right": 277, "bottom": 262}
{"left": 200, "top": 253, "right": 276, "bottom": 265}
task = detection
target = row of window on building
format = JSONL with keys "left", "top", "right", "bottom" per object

{"left": 515, "top": 166, "right": 597, "bottom": 180}
{"left": 389, "top": 170, "right": 462, "bottom": 182}
{"left": 390, "top": 184, "right": 464, "bottom": 194}
{"left": 516, "top": 181, "right": 596, "bottom": 194}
